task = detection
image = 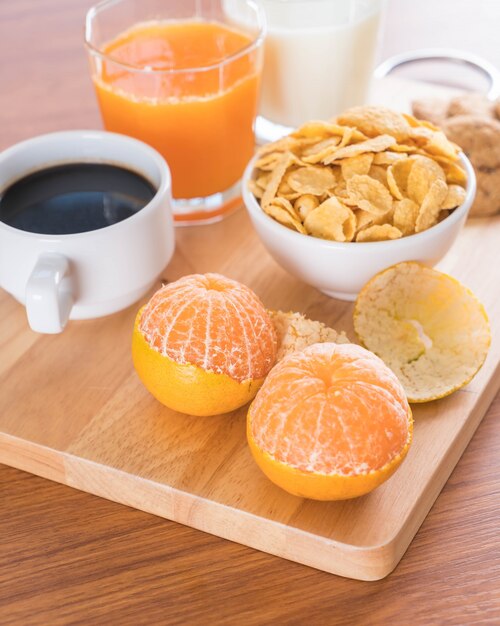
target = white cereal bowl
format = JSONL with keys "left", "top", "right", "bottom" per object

{"left": 242, "top": 153, "right": 475, "bottom": 301}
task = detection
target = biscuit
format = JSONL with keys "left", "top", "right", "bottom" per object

{"left": 447, "top": 93, "right": 496, "bottom": 119}
{"left": 412, "top": 98, "right": 450, "bottom": 127}
{"left": 495, "top": 100, "right": 500, "bottom": 121}
{"left": 442, "top": 115, "right": 500, "bottom": 216}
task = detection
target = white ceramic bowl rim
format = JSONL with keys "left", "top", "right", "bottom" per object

{"left": 0, "top": 130, "right": 171, "bottom": 241}
{"left": 242, "top": 152, "right": 476, "bottom": 250}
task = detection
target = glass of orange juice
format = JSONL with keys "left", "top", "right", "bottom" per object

{"left": 85, "top": 0, "right": 265, "bottom": 224}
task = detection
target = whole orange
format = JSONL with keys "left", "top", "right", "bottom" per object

{"left": 247, "top": 342, "right": 413, "bottom": 500}
{"left": 132, "top": 273, "right": 277, "bottom": 416}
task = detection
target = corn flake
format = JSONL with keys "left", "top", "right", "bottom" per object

{"left": 254, "top": 152, "right": 284, "bottom": 171}
{"left": 373, "top": 151, "right": 407, "bottom": 165}
{"left": 423, "top": 130, "right": 460, "bottom": 160}
{"left": 354, "top": 209, "right": 375, "bottom": 231}
{"left": 341, "top": 153, "right": 374, "bottom": 180}
{"left": 256, "top": 136, "right": 302, "bottom": 157}
{"left": 270, "top": 196, "right": 300, "bottom": 219}
{"left": 415, "top": 179, "right": 448, "bottom": 233}
{"left": 287, "top": 166, "right": 336, "bottom": 195}
{"left": 393, "top": 198, "right": 420, "bottom": 235}
{"left": 304, "top": 197, "right": 356, "bottom": 242}
{"left": 434, "top": 157, "right": 468, "bottom": 186}
{"left": 337, "top": 106, "right": 411, "bottom": 142}
{"left": 323, "top": 134, "right": 396, "bottom": 164}
{"left": 346, "top": 174, "right": 393, "bottom": 216}
{"left": 442, "top": 184, "right": 467, "bottom": 210}
{"left": 294, "top": 194, "right": 319, "bottom": 221}
{"left": 356, "top": 224, "right": 403, "bottom": 242}
{"left": 292, "top": 120, "right": 347, "bottom": 139}
{"left": 301, "top": 136, "right": 341, "bottom": 163}
{"left": 387, "top": 158, "right": 414, "bottom": 200}
{"left": 247, "top": 178, "right": 263, "bottom": 199}
{"left": 407, "top": 156, "right": 446, "bottom": 204}
{"left": 264, "top": 201, "right": 307, "bottom": 234}
{"left": 261, "top": 152, "right": 295, "bottom": 208}
{"left": 368, "top": 164, "right": 389, "bottom": 188}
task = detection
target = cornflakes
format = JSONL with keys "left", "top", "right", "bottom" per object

{"left": 249, "top": 105, "right": 468, "bottom": 243}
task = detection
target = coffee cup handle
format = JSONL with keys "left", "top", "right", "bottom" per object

{"left": 25, "top": 253, "right": 74, "bottom": 333}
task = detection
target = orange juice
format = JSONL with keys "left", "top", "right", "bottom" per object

{"left": 92, "top": 21, "right": 260, "bottom": 202}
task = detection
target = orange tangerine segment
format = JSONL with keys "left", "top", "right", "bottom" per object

{"left": 133, "top": 273, "right": 277, "bottom": 416}
{"left": 247, "top": 343, "right": 413, "bottom": 500}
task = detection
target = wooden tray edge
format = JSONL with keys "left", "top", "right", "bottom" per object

{"left": 0, "top": 431, "right": 395, "bottom": 581}
{"left": 1, "top": 359, "right": 498, "bottom": 582}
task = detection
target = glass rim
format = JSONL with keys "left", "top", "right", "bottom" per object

{"left": 84, "top": 0, "right": 266, "bottom": 75}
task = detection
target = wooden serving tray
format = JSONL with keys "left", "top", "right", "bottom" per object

{"left": 1, "top": 207, "right": 499, "bottom": 580}
{"left": 1, "top": 79, "right": 499, "bottom": 580}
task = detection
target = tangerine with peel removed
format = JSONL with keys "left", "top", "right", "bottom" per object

{"left": 132, "top": 273, "right": 277, "bottom": 416}
{"left": 247, "top": 343, "right": 412, "bottom": 501}
{"left": 353, "top": 262, "right": 490, "bottom": 402}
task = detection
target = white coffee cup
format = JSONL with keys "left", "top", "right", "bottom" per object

{"left": 0, "top": 130, "right": 175, "bottom": 333}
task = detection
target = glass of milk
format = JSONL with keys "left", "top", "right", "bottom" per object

{"left": 256, "top": 0, "right": 384, "bottom": 142}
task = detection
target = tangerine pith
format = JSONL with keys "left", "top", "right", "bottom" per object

{"left": 132, "top": 273, "right": 277, "bottom": 416}
{"left": 247, "top": 342, "right": 413, "bottom": 500}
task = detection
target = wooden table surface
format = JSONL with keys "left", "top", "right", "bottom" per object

{"left": 1, "top": 1, "right": 499, "bottom": 624}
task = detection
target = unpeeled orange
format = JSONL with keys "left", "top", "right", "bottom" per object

{"left": 132, "top": 273, "right": 277, "bottom": 416}
{"left": 247, "top": 342, "right": 413, "bottom": 500}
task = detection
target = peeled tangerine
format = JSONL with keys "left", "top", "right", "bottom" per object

{"left": 247, "top": 343, "right": 413, "bottom": 501}
{"left": 132, "top": 273, "right": 277, "bottom": 416}
{"left": 353, "top": 262, "right": 491, "bottom": 402}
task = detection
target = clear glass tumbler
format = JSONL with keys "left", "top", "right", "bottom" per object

{"left": 256, "top": 0, "right": 384, "bottom": 143}
{"left": 85, "top": 0, "right": 265, "bottom": 224}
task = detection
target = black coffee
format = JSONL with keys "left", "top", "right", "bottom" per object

{"left": 0, "top": 162, "right": 156, "bottom": 235}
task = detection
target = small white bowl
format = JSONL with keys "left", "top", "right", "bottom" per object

{"left": 242, "top": 153, "right": 475, "bottom": 301}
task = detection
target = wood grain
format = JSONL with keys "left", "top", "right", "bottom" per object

{"left": 1, "top": 204, "right": 499, "bottom": 581}
{"left": 1, "top": 0, "right": 500, "bottom": 622}
{"left": 1, "top": 395, "right": 499, "bottom": 626}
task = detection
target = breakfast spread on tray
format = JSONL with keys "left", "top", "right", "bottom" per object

{"left": 412, "top": 93, "right": 500, "bottom": 216}
{"left": 248, "top": 106, "right": 468, "bottom": 242}
{"left": 1, "top": 0, "right": 495, "bottom": 514}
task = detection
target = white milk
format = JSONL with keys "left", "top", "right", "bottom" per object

{"left": 259, "top": 0, "right": 383, "bottom": 129}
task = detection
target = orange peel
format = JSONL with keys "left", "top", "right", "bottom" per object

{"left": 353, "top": 262, "right": 491, "bottom": 402}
